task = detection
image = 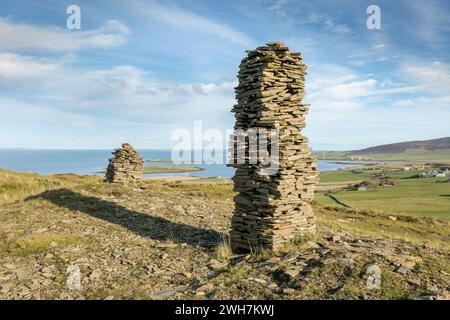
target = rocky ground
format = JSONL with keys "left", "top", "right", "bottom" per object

{"left": 0, "top": 170, "right": 449, "bottom": 300}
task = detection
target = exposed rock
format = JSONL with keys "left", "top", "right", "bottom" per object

{"left": 250, "top": 278, "right": 268, "bottom": 285}
{"left": 336, "top": 258, "right": 355, "bottom": 268}
{"left": 394, "top": 255, "right": 422, "bottom": 274}
{"left": 331, "top": 235, "right": 341, "bottom": 242}
{"left": 283, "top": 288, "right": 297, "bottom": 294}
{"left": 207, "top": 259, "right": 228, "bottom": 271}
{"left": 396, "top": 266, "right": 410, "bottom": 274}
{"left": 195, "top": 283, "right": 215, "bottom": 294}
{"left": 284, "top": 267, "right": 300, "bottom": 279}
{"left": 88, "top": 269, "right": 102, "bottom": 281}
{"left": 152, "top": 285, "right": 188, "bottom": 299}
{"left": 281, "top": 252, "right": 299, "bottom": 262}
{"left": 306, "top": 241, "right": 320, "bottom": 249}
{"left": 66, "top": 264, "right": 81, "bottom": 291}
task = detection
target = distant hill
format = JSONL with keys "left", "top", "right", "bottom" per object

{"left": 351, "top": 137, "right": 450, "bottom": 154}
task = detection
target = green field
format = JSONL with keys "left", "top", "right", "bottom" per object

{"left": 316, "top": 168, "right": 450, "bottom": 221}
{"left": 315, "top": 149, "right": 450, "bottom": 161}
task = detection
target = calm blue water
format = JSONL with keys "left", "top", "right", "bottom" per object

{"left": 0, "top": 149, "right": 359, "bottom": 178}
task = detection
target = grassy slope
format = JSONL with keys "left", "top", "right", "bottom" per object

{"left": 0, "top": 169, "right": 449, "bottom": 299}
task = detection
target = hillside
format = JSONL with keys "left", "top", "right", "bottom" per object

{"left": 0, "top": 169, "right": 449, "bottom": 300}
{"left": 315, "top": 137, "right": 450, "bottom": 161}
{"left": 352, "top": 137, "right": 450, "bottom": 154}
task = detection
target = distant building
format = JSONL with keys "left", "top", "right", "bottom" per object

{"left": 355, "top": 180, "right": 375, "bottom": 191}
{"left": 419, "top": 170, "right": 448, "bottom": 178}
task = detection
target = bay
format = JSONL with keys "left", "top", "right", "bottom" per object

{"left": 0, "top": 149, "right": 360, "bottom": 178}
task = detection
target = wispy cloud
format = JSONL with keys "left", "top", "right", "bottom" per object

{"left": 131, "top": 0, "right": 252, "bottom": 46}
{"left": 303, "top": 11, "right": 351, "bottom": 34}
{"left": 0, "top": 0, "right": 449, "bottom": 149}
{"left": 399, "top": 60, "right": 450, "bottom": 94}
{"left": 268, "top": 0, "right": 289, "bottom": 16}
{"left": 407, "top": 0, "right": 450, "bottom": 47}
{"left": 0, "top": 18, "right": 128, "bottom": 52}
{"left": 0, "top": 52, "right": 235, "bottom": 145}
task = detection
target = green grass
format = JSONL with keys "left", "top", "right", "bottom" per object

{"left": 319, "top": 168, "right": 376, "bottom": 183}
{"left": 317, "top": 205, "right": 450, "bottom": 250}
{"left": 167, "top": 180, "right": 235, "bottom": 199}
{"left": 317, "top": 168, "right": 450, "bottom": 221}
{"left": 351, "top": 149, "right": 450, "bottom": 161}
{"left": 9, "top": 233, "right": 83, "bottom": 256}
{"left": 0, "top": 169, "right": 98, "bottom": 205}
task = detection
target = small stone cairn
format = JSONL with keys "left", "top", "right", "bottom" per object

{"left": 105, "top": 143, "right": 143, "bottom": 183}
{"left": 229, "top": 42, "right": 319, "bottom": 252}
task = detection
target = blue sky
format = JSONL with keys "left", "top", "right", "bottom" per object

{"left": 0, "top": 0, "right": 449, "bottom": 150}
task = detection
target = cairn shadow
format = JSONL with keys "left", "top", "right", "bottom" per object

{"left": 26, "top": 188, "right": 224, "bottom": 249}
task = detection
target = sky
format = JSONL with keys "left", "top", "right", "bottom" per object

{"left": 0, "top": 0, "right": 449, "bottom": 150}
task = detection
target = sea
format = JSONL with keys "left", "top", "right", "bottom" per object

{"left": 0, "top": 149, "right": 360, "bottom": 178}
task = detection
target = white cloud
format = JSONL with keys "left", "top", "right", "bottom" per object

{"left": 303, "top": 11, "right": 351, "bottom": 34}
{"left": 0, "top": 52, "right": 59, "bottom": 80}
{"left": 0, "top": 52, "right": 235, "bottom": 128}
{"left": 305, "top": 64, "right": 377, "bottom": 112}
{"left": 0, "top": 18, "right": 128, "bottom": 52}
{"left": 131, "top": 0, "right": 252, "bottom": 46}
{"left": 320, "top": 79, "right": 377, "bottom": 100}
{"left": 334, "top": 24, "right": 351, "bottom": 34}
{"left": 400, "top": 60, "right": 450, "bottom": 94}
{"left": 373, "top": 43, "right": 386, "bottom": 49}
{"left": 268, "top": 0, "right": 289, "bottom": 15}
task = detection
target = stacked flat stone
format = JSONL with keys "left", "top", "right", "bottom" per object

{"left": 229, "top": 42, "right": 318, "bottom": 252}
{"left": 105, "top": 143, "right": 143, "bottom": 183}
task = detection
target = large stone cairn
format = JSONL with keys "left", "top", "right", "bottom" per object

{"left": 229, "top": 42, "right": 318, "bottom": 252}
{"left": 105, "top": 143, "right": 143, "bottom": 183}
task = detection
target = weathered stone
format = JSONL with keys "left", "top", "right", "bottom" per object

{"left": 196, "top": 283, "right": 215, "bottom": 294}
{"left": 396, "top": 266, "right": 410, "bottom": 274}
{"left": 207, "top": 259, "right": 228, "bottom": 271}
{"left": 306, "top": 241, "right": 320, "bottom": 249}
{"left": 229, "top": 42, "right": 318, "bottom": 252}
{"left": 284, "top": 267, "right": 300, "bottom": 279}
{"left": 66, "top": 264, "right": 81, "bottom": 291}
{"left": 152, "top": 285, "right": 188, "bottom": 298}
{"left": 105, "top": 143, "right": 143, "bottom": 183}
{"left": 250, "top": 278, "right": 268, "bottom": 285}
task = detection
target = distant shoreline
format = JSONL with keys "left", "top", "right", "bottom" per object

{"left": 95, "top": 165, "right": 206, "bottom": 175}
{"left": 142, "top": 165, "right": 205, "bottom": 174}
